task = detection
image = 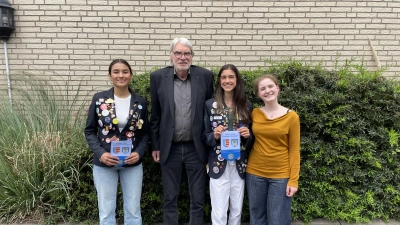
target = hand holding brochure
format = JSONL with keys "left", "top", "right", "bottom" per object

{"left": 220, "top": 131, "right": 240, "bottom": 161}
{"left": 111, "top": 140, "right": 132, "bottom": 166}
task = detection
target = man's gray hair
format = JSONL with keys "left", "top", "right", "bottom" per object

{"left": 169, "top": 37, "right": 195, "bottom": 57}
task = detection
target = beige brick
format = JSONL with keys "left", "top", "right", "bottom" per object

{"left": 356, "top": 12, "right": 377, "bottom": 18}
{"left": 292, "top": 45, "right": 312, "bottom": 51}
{"left": 25, "top": 43, "right": 46, "bottom": 49}
{"left": 389, "top": 2, "right": 399, "bottom": 8}
{"left": 336, "top": 2, "right": 356, "bottom": 7}
{"left": 45, "top": 44, "right": 67, "bottom": 49}
{"left": 97, "top": 11, "right": 119, "bottom": 17}
{"left": 66, "top": 0, "right": 86, "bottom": 4}
{"left": 59, "top": 16, "right": 82, "bottom": 21}
{"left": 111, "top": 6, "right": 134, "bottom": 11}
{"left": 377, "top": 12, "right": 396, "bottom": 18}
{"left": 61, "top": 27, "right": 83, "bottom": 32}
{"left": 352, "top": 7, "right": 372, "bottom": 13}
{"left": 160, "top": 12, "right": 181, "bottom": 17}
{"left": 14, "top": 33, "right": 35, "bottom": 38}
{"left": 208, "top": 6, "right": 229, "bottom": 12}
{"left": 20, "top": 26, "right": 41, "bottom": 33}
{"left": 359, "top": 29, "right": 380, "bottom": 35}
{"left": 203, "top": 18, "right": 225, "bottom": 24}
{"left": 8, "top": 59, "right": 25, "bottom": 64}
{"left": 335, "top": 24, "right": 356, "bottom": 29}
{"left": 328, "top": 40, "right": 349, "bottom": 45}
{"left": 15, "top": 21, "right": 35, "bottom": 27}
{"left": 227, "top": 7, "right": 248, "bottom": 13}
{"left": 165, "top": 6, "right": 185, "bottom": 12}
{"left": 245, "top": 12, "right": 267, "bottom": 18}
{"left": 57, "top": 32, "right": 78, "bottom": 38}
{"left": 38, "top": 54, "right": 59, "bottom": 59}
{"left": 19, "top": 15, "right": 40, "bottom": 21}
{"left": 51, "top": 39, "right": 73, "bottom": 44}
{"left": 16, "top": 1, "right": 36, "bottom": 6}
{"left": 190, "top": 12, "right": 211, "bottom": 17}
{"left": 11, "top": 48, "right": 33, "bottom": 54}
{"left": 382, "top": 18, "right": 400, "bottom": 24}
{"left": 53, "top": 50, "right": 74, "bottom": 55}
{"left": 386, "top": 24, "right": 400, "bottom": 30}
{"left": 82, "top": 16, "right": 103, "bottom": 22}
{"left": 24, "top": 11, "right": 45, "bottom": 16}
{"left": 310, "top": 7, "right": 331, "bottom": 12}
{"left": 39, "top": 16, "right": 61, "bottom": 21}
{"left": 226, "top": 18, "right": 247, "bottom": 24}
{"left": 181, "top": 24, "right": 201, "bottom": 29}
{"left": 92, "top": 5, "right": 112, "bottom": 10}
{"left": 143, "top": 17, "right": 165, "bottom": 23}
{"left": 372, "top": 7, "right": 392, "bottom": 13}
{"left": 39, "top": 5, "right": 61, "bottom": 10}
{"left": 129, "top": 23, "right": 149, "bottom": 29}
{"left": 28, "top": 65, "right": 50, "bottom": 70}
{"left": 32, "top": 59, "right": 54, "bottom": 64}
{"left": 9, "top": 65, "right": 29, "bottom": 70}
{"left": 138, "top": 1, "right": 160, "bottom": 6}
{"left": 70, "top": 5, "right": 92, "bottom": 11}
{"left": 379, "top": 40, "right": 399, "bottom": 46}
{"left": 139, "top": 12, "right": 161, "bottom": 18}
{"left": 60, "top": 5, "right": 71, "bottom": 10}
{"left": 66, "top": 11, "right": 87, "bottom": 17}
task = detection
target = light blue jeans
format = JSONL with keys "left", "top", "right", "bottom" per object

{"left": 246, "top": 173, "right": 292, "bottom": 225}
{"left": 93, "top": 164, "right": 143, "bottom": 225}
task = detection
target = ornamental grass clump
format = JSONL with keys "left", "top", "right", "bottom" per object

{"left": 0, "top": 78, "right": 90, "bottom": 223}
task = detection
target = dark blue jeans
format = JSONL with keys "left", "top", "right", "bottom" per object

{"left": 161, "top": 142, "right": 206, "bottom": 225}
{"left": 246, "top": 173, "right": 292, "bottom": 225}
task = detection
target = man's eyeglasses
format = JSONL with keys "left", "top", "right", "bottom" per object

{"left": 173, "top": 51, "right": 192, "bottom": 58}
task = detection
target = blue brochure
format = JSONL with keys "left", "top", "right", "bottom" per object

{"left": 110, "top": 140, "right": 132, "bottom": 166}
{"left": 220, "top": 131, "right": 240, "bottom": 161}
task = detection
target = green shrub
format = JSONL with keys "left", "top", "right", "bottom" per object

{"left": 266, "top": 59, "right": 400, "bottom": 223}
{"left": 132, "top": 59, "right": 400, "bottom": 224}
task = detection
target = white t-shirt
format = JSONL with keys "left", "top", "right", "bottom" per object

{"left": 114, "top": 94, "right": 131, "bottom": 132}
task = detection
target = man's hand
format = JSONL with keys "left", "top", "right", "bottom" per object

{"left": 152, "top": 150, "right": 160, "bottom": 163}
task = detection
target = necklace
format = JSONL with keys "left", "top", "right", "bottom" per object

{"left": 263, "top": 106, "right": 279, "bottom": 118}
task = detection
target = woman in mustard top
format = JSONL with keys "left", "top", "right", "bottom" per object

{"left": 246, "top": 74, "right": 300, "bottom": 225}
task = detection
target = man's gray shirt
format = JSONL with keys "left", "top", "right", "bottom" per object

{"left": 173, "top": 74, "right": 192, "bottom": 142}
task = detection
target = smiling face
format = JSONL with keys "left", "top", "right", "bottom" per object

{"left": 257, "top": 77, "right": 280, "bottom": 103}
{"left": 219, "top": 68, "right": 237, "bottom": 93}
{"left": 170, "top": 42, "right": 192, "bottom": 73}
{"left": 109, "top": 62, "right": 132, "bottom": 89}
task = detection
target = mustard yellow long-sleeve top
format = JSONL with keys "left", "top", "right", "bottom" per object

{"left": 247, "top": 108, "right": 301, "bottom": 188}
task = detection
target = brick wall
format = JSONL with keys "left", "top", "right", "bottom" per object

{"left": 0, "top": 0, "right": 399, "bottom": 101}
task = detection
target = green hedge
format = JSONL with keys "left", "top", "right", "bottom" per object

{"left": 73, "top": 59, "right": 400, "bottom": 224}
{"left": 2, "top": 59, "right": 399, "bottom": 224}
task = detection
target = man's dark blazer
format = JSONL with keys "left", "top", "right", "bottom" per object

{"left": 85, "top": 87, "right": 149, "bottom": 167}
{"left": 203, "top": 98, "right": 253, "bottom": 179}
{"left": 150, "top": 65, "right": 214, "bottom": 165}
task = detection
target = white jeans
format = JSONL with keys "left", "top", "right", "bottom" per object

{"left": 210, "top": 162, "right": 245, "bottom": 225}
{"left": 93, "top": 164, "right": 143, "bottom": 225}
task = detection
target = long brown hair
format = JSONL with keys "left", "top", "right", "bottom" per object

{"left": 214, "top": 64, "right": 251, "bottom": 125}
